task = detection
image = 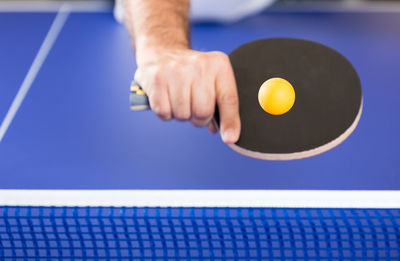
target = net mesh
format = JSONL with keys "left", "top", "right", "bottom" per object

{"left": 0, "top": 207, "right": 399, "bottom": 260}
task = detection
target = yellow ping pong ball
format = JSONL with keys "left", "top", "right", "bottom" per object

{"left": 258, "top": 78, "right": 295, "bottom": 115}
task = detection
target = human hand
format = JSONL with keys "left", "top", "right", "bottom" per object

{"left": 134, "top": 47, "right": 241, "bottom": 144}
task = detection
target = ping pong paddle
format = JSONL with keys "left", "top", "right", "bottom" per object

{"left": 130, "top": 38, "right": 362, "bottom": 160}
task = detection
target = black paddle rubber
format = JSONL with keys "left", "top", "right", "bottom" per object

{"left": 223, "top": 38, "right": 362, "bottom": 159}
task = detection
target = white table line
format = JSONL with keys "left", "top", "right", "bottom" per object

{"left": 0, "top": 1, "right": 111, "bottom": 12}
{"left": 0, "top": 4, "right": 70, "bottom": 143}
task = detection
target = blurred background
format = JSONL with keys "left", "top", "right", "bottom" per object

{"left": 0, "top": 0, "right": 398, "bottom": 3}
{"left": 0, "top": 0, "right": 399, "bottom": 6}
{"left": 1, "top": 0, "right": 399, "bottom": 15}
{"left": 1, "top": 0, "right": 399, "bottom": 17}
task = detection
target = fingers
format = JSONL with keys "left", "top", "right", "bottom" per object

{"left": 149, "top": 86, "right": 172, "bottom": 121}
{"left": 190, "top": 70, "right": 215, "bottom": 127}
{"left": 135, "top": 68, "right": 172, "bottom": 121}
{"left": 168, "top": 62, "right": 192, "bottom": 121}
{"left": 214, "top": 52, "right": 241, "bottom": 144}
{"left": 134, "top": 49, "right": 241, "bottom": 144}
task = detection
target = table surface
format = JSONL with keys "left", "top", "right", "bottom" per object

{"left": 1, "top": 9, "right": 400, "bottom": 191}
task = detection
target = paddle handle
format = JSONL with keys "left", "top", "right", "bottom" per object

{"left": 130, "top": 81, "right": 150, "bottom": 111}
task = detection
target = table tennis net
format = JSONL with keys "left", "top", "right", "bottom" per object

{"left": 1, "top": 206, "right": 399, "bottom": 260}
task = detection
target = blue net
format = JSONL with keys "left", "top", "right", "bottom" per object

{"left": 0, "top": 207, "right": 399, "bottom": 260}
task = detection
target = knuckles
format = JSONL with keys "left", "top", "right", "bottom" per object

{"left": 210, "top": 51, "right": 230, "bottom": 68}
{"left": 192, "top": 105, "right": 214, "bottom": 121}
{"left": 152, "top": 105, "right": 170, "bottom": 120}
{"left": 149, "top": 94, "right": 171, "bottom": 120}
{"left": 152, "top": 68, "right": 165, "bottom": 88}
{"left": 173, "top": 110, "right": 191, "bottom": 121}
{"left": 220, "top": 93, "right": 239, "bottom": 107}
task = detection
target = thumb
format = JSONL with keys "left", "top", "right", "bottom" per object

{"left": 215, "top": 64, "right": 241, "bottom": 144}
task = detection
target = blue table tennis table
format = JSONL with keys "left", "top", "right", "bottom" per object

{"left": 0, "top": 2, "right": 400, "bottom": 260}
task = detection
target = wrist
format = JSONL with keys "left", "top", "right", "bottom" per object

{"left": 135, "top": 36, "right": 190, "bottom": 66}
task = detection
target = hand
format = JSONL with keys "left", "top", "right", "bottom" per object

{"left": 134, "top": 47, "right": 241, "bottom": 144}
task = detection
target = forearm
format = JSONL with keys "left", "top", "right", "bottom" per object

{"left": 123, "top": 0, "right": 190, "bottom": 64}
